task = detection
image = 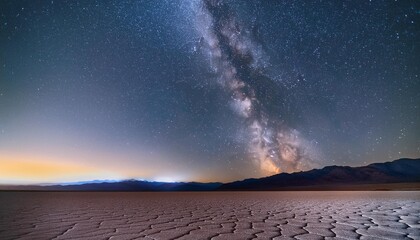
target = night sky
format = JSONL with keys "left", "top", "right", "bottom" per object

{"left": 1, "top": 0, "right": 419, "bottom": 184}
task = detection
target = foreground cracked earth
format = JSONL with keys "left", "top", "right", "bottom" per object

{"left": 0, "top": 191, "right": 419, "bottom": 239}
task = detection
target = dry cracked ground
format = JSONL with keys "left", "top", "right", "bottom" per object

{"left": 0, "top": 191, "right": 419, "bottom": 240}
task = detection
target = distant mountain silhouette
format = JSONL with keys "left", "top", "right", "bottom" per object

{"left": 1, "top": 158, "right": 419, "bottom": 191}
{"left": 219, "top": 158, "right": 420, "bottom": 190}
{"left": 1, "top": 180, "right": 222, "bottom": 191}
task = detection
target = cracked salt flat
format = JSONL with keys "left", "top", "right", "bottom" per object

{"left": 0, "top": 191, "right": 419, "bottom": 239}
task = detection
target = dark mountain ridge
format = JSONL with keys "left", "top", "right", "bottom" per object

{"left": 1, "top": 158, "right": 419, "bottom": 191}
{"left": 219, "top": 158, "right": 420, "bottom": 190}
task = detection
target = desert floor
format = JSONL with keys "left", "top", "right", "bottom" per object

{"left": 0, "top": 191, "right": 419, "bottom": 239}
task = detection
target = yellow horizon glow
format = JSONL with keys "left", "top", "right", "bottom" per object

{"left": 0, "top": 150, "right": 249, "bottom": 184}
{"left": 0, "top": 153, "right": 122, "bottom": 184}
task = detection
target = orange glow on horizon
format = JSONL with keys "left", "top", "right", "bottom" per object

{"left": 0, "top": 153, "right": 121, "bottom": 184}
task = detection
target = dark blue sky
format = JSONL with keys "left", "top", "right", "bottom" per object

{"left": 0, "top": 0, "right": 419, "bottom": 183}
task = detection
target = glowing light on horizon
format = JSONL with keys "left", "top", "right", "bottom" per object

{"left": 0, "top": 153, "right": 122, "bottom": 185}
{"left": 0, "top": 151, "right": 197, "bottom": 185}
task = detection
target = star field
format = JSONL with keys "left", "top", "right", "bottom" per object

{"left": 0, "top": 0, "right": 419, "bottom": 183}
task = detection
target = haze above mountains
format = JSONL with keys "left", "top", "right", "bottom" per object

{"left": 2, "top": 158, "right": 419, "bottom": 191}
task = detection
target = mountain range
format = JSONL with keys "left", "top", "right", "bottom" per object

{"left": 1, "top": 158, "right": 419, "bottom": 191}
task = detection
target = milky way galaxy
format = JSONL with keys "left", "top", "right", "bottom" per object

{"left": 195, "top": 0, "right": 317, "bottom": 174}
